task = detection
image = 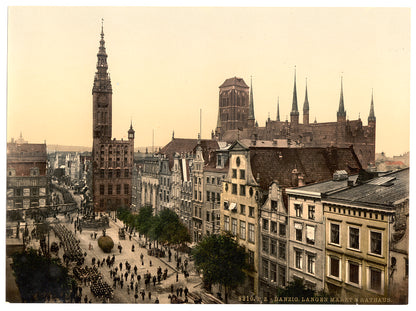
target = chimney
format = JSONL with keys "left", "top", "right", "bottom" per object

{"left": 298, "top": 174, "right": 305, "bottom": 187}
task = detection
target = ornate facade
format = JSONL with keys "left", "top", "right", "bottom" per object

{"left": 92, "top": 22, "right": 135, "bottom": 212}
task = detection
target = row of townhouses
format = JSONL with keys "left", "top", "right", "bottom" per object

{"left": 132, "top": 137, "right": 408, "bottom": 303}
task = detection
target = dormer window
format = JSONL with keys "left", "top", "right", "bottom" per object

{"left": 30, "top": 167, "right": 39, "bottom": 176}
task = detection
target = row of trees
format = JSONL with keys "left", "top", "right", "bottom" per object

{"left": 117, "top": 206, "right": 191, "bottom": 246}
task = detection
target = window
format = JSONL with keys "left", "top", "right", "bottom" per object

{"left": 116, "top": 184, "right": 121, "bottom": 195}
{"left": 271, "top": 221, "right": 277, "bottom": 234}
{"left": 239, "top": 221, "right": 246, "bottom": 240}
{"left": 224, "top": 216, "right": 230, "bottom": 231}
{"left": 307, "top": 254, "right": 316, "bottom": 274}
{"left": 232, "top": 169, "right": 237, "bottom": 178}
{"left": 116, "top": 169, "right": 121, "bottom": 178}
{"left": 279, "top": 266, "right": 286, "bottom": 286}
{"left": 369, "top": 268, "right": 382, "bottom": 291}
{"left": 306, "top": 225, "right": 315, "bottom": 245}
{"left": 295, "top": 250, "right": 303, "bottom": 269}
{"left": 262, "top": 218, "right": 269, "bottom": 231}
{"left": 248, "top": 223, "right": 255, "bottom": 243}
{"left": 198, "top": 191, "right": 202, "bottom": 201}
{"left": 108, "top": 184, "right": 113, "bottom": 195}
{"left": 370, "top": 231, "right": 382, "bottom": 255}
{"left": 206, "top": 212, "right": 210, "bottom": 222}
{"left": 271, "top": 200, "right": 278, "bottom": 211}
{"left": 348, "top": 261, "right": 360, "bottom": 285}
{"left": 108, "top": 170, "right": 113, "bottom": 178}
{"left": 308, "top": 205, "right": 315, "bottom": 220}
{"left": 240, "top": 169, "right": 245, "bottom": 179}
{"left": 279, "top": 241, "right": 286, "bottom": 260}
{"left": 262, "top": 236, "right": 269, "bottom": 253}
{"left": 223, "top": 201, "right": 229, "bottom": 210}
{"left": 295, "top": 204, "right": 302, "bottom": 217}
{"left": 124, "top": 184, "right": 129, "bottom": 195}
{"left": 100, "top": 169, "right": 105, "bottom": 178}
{"left": 262, "top": 259, "right": 269, "bottom": 279}
{"left": 194, "top": 190, "right": 197, "bottom": 200}
{"left": 206, "top": 191, "right": 210, "bottom": 201}
{"left": 248, "top": 250, "right": 255, "bottom": 268}
{"left": 240, "top": 204, "right": 246, "bottom": 215}
{"left": 231, "top": 218, "right": 237, "bottom": 236}
{"left": 206, "top": 177, "right": 210, "bottom": 184}
{"left": 124, "top": 169, "right": 129, "bottom": 178}
{"left": 31, "top": 188, "right": 39, "bottom": 196}
{"left": 249, "top": 206, "right": 255, "bottom": 218}
{"left": 349, "top": 227, "right": 360, "bottom": 250}
{"left": 239, "top": 185, "right": 246, "bottom": 196}
{"left": 270, "top": 239, "right": 277, "bottom": 256}
{"left": 100, "top": 184, "right": 105, "bottom": 195}
{"left": 295, "top": 223, "right": 302, "bottom": 241}
{"left": 232, "top": 184, "right": 237, "bottom": 194}
{"left": 270, "top": 263, "right": 277, "bottom": 282}
{"left": 279, "top": 223, "right": 286, "bottom": 237}
{"left": 330, "top": 223, "right": 340, "bottom": 245}
{"left": 216, "top": 193, "right": 220, "bottom": 203}
{"left": 212, "top": 177, "right": 215, "bottom": 184}
{"left": 330, "top": 257, "right": 340, "bottom": 278}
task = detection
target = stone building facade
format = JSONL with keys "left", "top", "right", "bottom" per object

{"left": 214, "top": 75, "right": 376, "bottom": 168}
{"left": 7, "top": 138, "right": 49, "bottom": 220}
{"left": 91, "top": 23, "right": 135, "bottom": 212}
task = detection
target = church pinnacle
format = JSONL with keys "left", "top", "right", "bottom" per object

{"left": 337, "top": 76, "right": 346, "bottom": 121}
{"left": 290, "top": 67, "right": 299, "bottom": 125}
{"left": 248, "top": 76, "right": 255, "bottom": 120}
{"left": 277, "top": 97, "right": 280, "bottom": 121}
{"left": 368, "top": 89, "right": 376, "bottom": 123}
{"left": 303, "top": 78, "right": 310, "bottom": 125}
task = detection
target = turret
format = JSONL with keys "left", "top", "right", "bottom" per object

{"left": 247, "top": 76, "right": 255, "bottom": 128}
{"left": 128, "top": 121, "right": 135, "bottom": 140}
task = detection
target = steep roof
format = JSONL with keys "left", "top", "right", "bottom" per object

{"left": 159, "top": 138, "right": 219, "bottom": 169}
{"left": 249, "top": 146, "right": 362, "bottom": 190}
{"left": 219, "top": 77, "right": 249, "bottom": 89}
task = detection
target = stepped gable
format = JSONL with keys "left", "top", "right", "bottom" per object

{"left": 249, "top": 146, "right": 362, "bottom": 190}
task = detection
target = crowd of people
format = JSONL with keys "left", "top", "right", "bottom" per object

{"left": 52, "top": 223, "right": 85, "bottom": 265}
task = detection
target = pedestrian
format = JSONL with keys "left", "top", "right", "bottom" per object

{"left": 132, "top": 244, "right": 135, "bottom": 252}
{"left": 150, "top": 260, "right": 152, "bottom": 267}
{"left": 176, "top": 288, "right": 179, "bottom": 297}
{"left": 152, "top": 276, "right": 156, "bottom": 286}
{"left": 134, "top": 293, "right": 138, "bottom": 302}
{"left": 155, "top": 297, "right": 159, "bottom": 304}
{"left": 171, "top": 284, "right": 174, "bottom": 293}
{"left": 134, "top": 265, "right": 138, "bottom": 274}
{"left": 120, "top": 279, "right": 124, "bottom": 289}
{"left": 125, "top": 271, "right": 128, "bottom": 281}
{"left": 176, "top": 272, "right": 179, "bottom": 282}
{"left": 84, "top": 295, "right": 88, "bottom": 303}
{"left": 127, "top": 286, "right": 130, "bottom": 295}
{"left": 141, "top": 291, "right": 145, "bottom": 301}
{"left": 148, "top": 291, "right": 152, "bottom": 300}
{"left": 184, "top": 287, "right": 188, "bottom": 297}
{"left": 137, "top": 274, "right": 141, "bottom": 282}
{"left": 120, "top": 262, "right": 123, "bottom": 271}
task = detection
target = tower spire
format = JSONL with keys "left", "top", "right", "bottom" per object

{"left": 303, "top": 78, "right": 310, "bottom": 125}
{"left": 290, "top": 66, "right": 299, "bottom": 125}
{"left": 277, "top": 97, "right": 280, "bottom": 121}
{"left": 248, "top": 76, "right": 255, "bottom": 120}
{"left": 368, "top": 89, "right": 376, "bottom": 123}
{"left": 93, "top": 18, "right": 112, "bottom": 93}
{"left": 337, "top": 76, "right": 346, "bottom": 121}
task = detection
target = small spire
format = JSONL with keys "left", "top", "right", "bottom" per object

{"left": 101, "top": 18, "right": 104, "bottom": 38}
{"left": 248, "top": 75, "right": 255, "bottom": 120}
{"left": 368, "top": 88, "right": 376, "bottom": 122}
{"left": 337, "top": 75, "right": 346, "bottom": 118}
{"left": 277, "top": 97, "right": 280, "bottom": 121}
{"left": 303, "top": 77, "right": 309, "bottom": 112}
{"left": 291, "top": 66, "right": 299, "bottom": 115}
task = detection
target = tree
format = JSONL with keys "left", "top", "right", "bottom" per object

{"left": 11, "top": 248, "right": 73, "bottom": 302}
{"left": 136, "top": 206, "right": 154, "bottom": 242}
{"left": 192, "top": 233, "right": 248, "bottom": 303}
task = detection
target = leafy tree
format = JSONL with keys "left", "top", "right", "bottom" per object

{"left": 11, "top": 248, "right": 73, "bottom": 302}
{"left": 192, "top": 233, "right": 248, "bottom": 303}
{"left": 136, "top": 206, "right": 154, "bottom": 241}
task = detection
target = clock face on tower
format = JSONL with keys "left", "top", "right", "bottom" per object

{"left": 97, "top": 94, "right": 108, "bottom": 107}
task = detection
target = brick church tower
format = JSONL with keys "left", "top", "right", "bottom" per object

{"left": 92, "top": 21, "right": 135, "bottom": 213}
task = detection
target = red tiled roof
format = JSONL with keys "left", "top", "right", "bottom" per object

{"left": 219, "top": 77, "right": 249, "bottom": 89}
{"left": 249, "top": 146, "right": 362, "bottom": 190}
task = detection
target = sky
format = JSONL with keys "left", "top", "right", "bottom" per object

{"left": 6, "top": 5, "right": 411, "bottom": 156}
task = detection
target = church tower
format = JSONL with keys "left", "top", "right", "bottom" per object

{"left": 92, "top": 19, "right": 113, "bottom": 141}
{"left": 247, "top": 76, "right": 255, "bottom": 128}
{"left": 368, "top": 89, "right": 376, "bottom": 128}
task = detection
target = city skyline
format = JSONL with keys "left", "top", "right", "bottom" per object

{"left": 7, "top": 6, "right": 410, "bottom": 156}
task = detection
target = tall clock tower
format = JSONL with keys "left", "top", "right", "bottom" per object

{"left": 92, "top": 20, "right": 112, "bottom": 141}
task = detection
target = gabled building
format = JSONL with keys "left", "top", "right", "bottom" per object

{"left": 220, "top": 141, "right": 362, "bottom": 296}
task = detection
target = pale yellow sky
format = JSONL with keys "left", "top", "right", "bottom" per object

{"left": 7, "top": 6, "right": 410, "bottom": 156}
